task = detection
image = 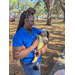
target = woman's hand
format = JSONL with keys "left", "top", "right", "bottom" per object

{"left": 39, "top": 47, "right": 46, "bottom": 55}
{"left": 37, "top": 35, "right": 39, "bottom": 38}
{"left": 34, "top": 49, "right": 38, "bottom": 57}
{"left": 34, "top": 49, "right": 41, "bottom": 57}
{"left": 38, "top": 44, "right": 47, "bottom": 55}
{"left": 32, "top": 38, "right": 39, "bottom": 48}
{"left": 34, "top": 44, "right": 47, "bottom": 57}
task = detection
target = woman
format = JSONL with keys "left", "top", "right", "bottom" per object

{"left": 12, "top": 7, "right": 48, "bottom": 75}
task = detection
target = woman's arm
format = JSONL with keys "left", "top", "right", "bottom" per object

{"left": 39, "top": 43, "right": 47, "bottom": 55}
{"left": 34, "top": 43, "right": 48, "bottom": 57}
{"left": 13, "top": 46, "right": 33, "bottom": 60}
{"left": 13, "top": 38, "right": 39, "bottom": 60}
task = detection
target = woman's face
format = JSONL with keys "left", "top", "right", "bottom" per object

{"left": 26, "top": 15, "right": 34, "bottom": 31}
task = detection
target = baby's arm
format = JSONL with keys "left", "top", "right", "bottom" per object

{"left": 43, "top": 40, "right": 47, "bottom": 44}
{"left": 42, "top": 37, "right": 48, "bottom": 44}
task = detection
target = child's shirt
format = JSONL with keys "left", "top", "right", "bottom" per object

{"left": 37, "top": 35, "right": 48, "bottom": 50}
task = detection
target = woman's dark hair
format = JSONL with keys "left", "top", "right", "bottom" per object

{"left": 16, "top": 7, "right": 36, "bottom": 32}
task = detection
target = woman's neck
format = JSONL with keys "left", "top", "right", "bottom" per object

{"left": 23, "top": 25, "right": 32, "bottom": 34}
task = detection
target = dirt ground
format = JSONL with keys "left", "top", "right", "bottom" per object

{"left": 9, "top": 19, "right": 65, "bottom": 75}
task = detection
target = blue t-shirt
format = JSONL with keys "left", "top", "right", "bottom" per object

{"left": 12, "top": 27, "right": 42, "bottom": 63}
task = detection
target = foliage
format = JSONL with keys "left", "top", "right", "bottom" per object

{"left": 34, "top": 2, "right": 47, "bottom": 19}
{"left": 53, "top": 0, "right": 63, "bottom": 16}
{"left": 9, "top": 0, "right": 17, "bottom": 10}
{"left": 31, "top": 0, "right": 65, "bottom": 16}
{"left": 9, "top": 0, "right": 35, "bottom": 13}
{"left": 9, "top": 0, "right": 65, "bottom": 22}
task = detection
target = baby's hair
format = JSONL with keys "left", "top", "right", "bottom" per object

{"left": 46, "top": 31, "right": 49, "bottom": 38}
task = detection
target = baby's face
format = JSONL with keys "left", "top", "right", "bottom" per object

{"left": 41, "top": 31, "right": 46, "bottom": 37}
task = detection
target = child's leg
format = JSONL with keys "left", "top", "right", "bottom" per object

{"left": 32, "top": 50, "right": 39, "bottom": 63}
{"left": 34, "top": 49, "right": 39, "bottom": 57}
{"left": 34, "top": 49, "right": 37, "bottom": 57}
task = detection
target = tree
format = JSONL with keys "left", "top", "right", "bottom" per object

{"left": 53, "top": 0, "right": 65, "bottom": 21}
{"left": 44, "top": 0, "right": 55, "bottom": 25}
{"left": 9, "top": 0, "right": 16, "bottom": 11}
{"left": 9, "top": 0, "right": 34, "bottom": 14}
{"left": 18, "top": 0, "right": 20, "bottom": 9}
{"left": 9, "top": 0, "right": 35, "bottom": 19}
{"left": 31, "top": 0, "right": 55, "bottom": 25}
{"left": 34, "top": 2, "right": 46, "bottom": 20}
{"left": 53, "top": 0, "right": 63, "bottom": 19}
{"left": 59, "top": 0, "right": 65, "bottom": 22}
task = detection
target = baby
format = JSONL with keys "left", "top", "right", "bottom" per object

{"left": 32, "top": 29, "right": 49, "bottom": 70}
{"left": 32, "top": 29, "right": 49, "bottom": 63}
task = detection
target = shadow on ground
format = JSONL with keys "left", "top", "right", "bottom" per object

{"left": 9, "top": 19, "right": 65, "bottom": 75}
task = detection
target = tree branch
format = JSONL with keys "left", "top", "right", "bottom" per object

{"left": 59, "top": 0, "right": 65, "bottom": 12}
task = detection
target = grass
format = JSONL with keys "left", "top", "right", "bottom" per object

{"left": 9, "top": 19, "right": 65, "bottom": 75}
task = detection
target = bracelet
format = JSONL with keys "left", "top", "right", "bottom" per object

{"left": 31, "top": 46, "right": 34, "bottom": 51}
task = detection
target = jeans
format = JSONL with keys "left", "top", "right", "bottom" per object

{"left": 20, "top": 59, "right": 41, "bottom": 75}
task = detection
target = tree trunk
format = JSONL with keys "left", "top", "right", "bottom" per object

{"left": 47, "top": 12, "right": 52, "bottom": 25}
{"left": 59, "top": 0, "right": 65, "bottom": 22}
{"left": 46, "top": 0, "right": 55, "bottom": 25}
{"left": 37, "top": 16, "right": 38, "bottom": 20}
{"left": 18, "top": 0, "right": 20, "bottom": 9}
{"left": 57, "top": 14, "right": 59, "bottom": 19}
{"left": 63, "top": 10, "right": 65, "bottom": 22}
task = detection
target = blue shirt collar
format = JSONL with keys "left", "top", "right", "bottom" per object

{"left": 20, "top": 27, "right": 34, "bottom": 34}
{"left": 20, "top": 27, "right": 29, "bottom": 34}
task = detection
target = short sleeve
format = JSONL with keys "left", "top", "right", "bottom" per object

{"left": 12, "top": 35, "right": 24, "bottom": 47}
{"left": 44, "top": 37, "right": 48, "bottom": 41}
{"left": 33, "top": 27, "right": 42, "bottom": 35}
